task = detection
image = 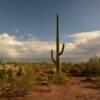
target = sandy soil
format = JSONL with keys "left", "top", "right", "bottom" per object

{"left": 1, "top": 77, "right": 100, "bottom": 100}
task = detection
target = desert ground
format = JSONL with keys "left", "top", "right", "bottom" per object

{"left": 0, "top": 77, "right": 99, "bottom": 100}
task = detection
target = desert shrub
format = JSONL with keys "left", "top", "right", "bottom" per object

{"left": 61, "top": 63, "right": 71, "bottom": 73}
{"left": 64, "top": 56, "right": 100, "bottom": 76}
{"left": 0, "top": 62, "right": 34, "bottom": 98}
{"left": 68, "top": 63, "right": 86, "bottom": 76}
{"left": 50, "top": 72, "right": 70, "bottom": 84}
{"left": 82, "top": 56, "right": 100, "bottom": 75}
{"left": 91, "top": 77, "right": 100, "bottom": 88}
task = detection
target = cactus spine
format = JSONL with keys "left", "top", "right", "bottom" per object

{"left": 51, "top": 14, "right": 65, "bottom": 76}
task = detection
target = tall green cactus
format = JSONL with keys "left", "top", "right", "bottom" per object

{"left": 51, "top": 14, "right": 65, "bottom": 76}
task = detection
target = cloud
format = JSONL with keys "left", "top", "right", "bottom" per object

{"left": 0, "top": 33, "right": 56, "bottom": 60}
{"left": 0, "top": 31, "right": 100, "bottom": 62}
{"left": 63, "top": 31, "right": 100, "bottom": 62}
{"left": 69, "top": 31, "right": 100, "bottom": 44}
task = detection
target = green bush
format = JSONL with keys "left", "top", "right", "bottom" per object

{"left": 83, "top": 56, "right": 100, "bottom": 75}
{"left": 63, "top": 56, "right": 100, "bottom": 76}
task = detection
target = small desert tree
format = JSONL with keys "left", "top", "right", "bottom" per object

{"left": 86, "top": 55, "right": 100, "bottom": 75}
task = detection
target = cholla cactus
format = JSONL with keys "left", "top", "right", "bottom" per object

{"left": 0, "top": 64, "right": 25, "bottom": 80}
{"left": 16, "top": 66, "right": 25, "bottom": 76}
{"left": 0, "top": 65, "right": 7, "bottom": 79}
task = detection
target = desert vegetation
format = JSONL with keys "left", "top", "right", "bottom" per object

{"left": 0, "top": 55, "right": 99, "bottom": 99}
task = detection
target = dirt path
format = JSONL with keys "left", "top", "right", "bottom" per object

{"left": 1, "top": 77, "right": 100, "bottom": 100}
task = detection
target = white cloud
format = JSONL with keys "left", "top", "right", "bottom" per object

{"left": 0, "top": 33, "right": 56, "bottom": 59}
{"left": 69, "top": 31, "right": 100, "bottom": 44}
{"left": 63, "top": 31, "right": 100, "bottom": 62}
{"left": 0, "top": 31, "right": 100, "bottom": 62}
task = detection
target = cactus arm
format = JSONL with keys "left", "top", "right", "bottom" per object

{"left": 59, "top": 43, "right": 65, "bottom": 55}
{"left": 51, "top": 50, "right": 56, "bottom": 64}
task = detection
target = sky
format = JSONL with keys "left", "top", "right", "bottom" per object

{"left": 0, "top": 0, "right": 100, "bottom": 62}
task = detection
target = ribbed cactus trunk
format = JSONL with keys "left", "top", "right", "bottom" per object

{"left": 51, "top": 14, "right": 65, "bottom": 77}
{"left": 56, "top": 14, "right": 61, "bottom": 75}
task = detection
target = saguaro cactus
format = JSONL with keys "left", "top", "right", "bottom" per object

{"left": 51, "top": 14, "right": 65, "bottom": 76}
